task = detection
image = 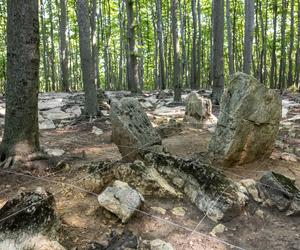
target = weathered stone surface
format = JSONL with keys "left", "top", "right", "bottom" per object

{"left": 150, "top": 239, "right": 175, "bottom": 250}
{"left": 156, "top": 119, "right": 182, "bottom": 138}
{"left": 185, "top": 92, "right": 212, "bottom": 120}
{"left": 92, "top": 126, "right": 104, "bottom": 136}
{"left": 258, "top": 171, "right": 300, "bottom": 215}
{"left": 144, "top": 153, "right": 248, "bottom": 222}
{"left": 110, "top": 98, "right": 162, "bottom": 161}
{"left": 39, "top": 119, "right": 56, "bottom": 130}
{"left": 240, "top": 179, "right": 262, "bottom": 202}
{"left": 209, "top": 72, "right": 282, "bottom": 166}
{"left": 0, "top": 188, "right": 62, "bottom": 250}
{"left": 44, "top": 148, "right": 65, "bottom": 157}
{"left": 98, "top": 180, "right": 144, "bottom": 223}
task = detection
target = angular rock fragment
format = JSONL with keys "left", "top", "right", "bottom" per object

{"left": 110, "top": 98, "right": 162, "bottom": 161}
{"left": 98, "top": 180, "right": 144, "bottom": 223}
{"left": 259, "top": 171, "right": 300, "bottom": 215}
{"left": 150, "top": 239, "right": 175, "bottom": 250}
{"left": 209, "top": 72, "right": 282, "bottom": 166}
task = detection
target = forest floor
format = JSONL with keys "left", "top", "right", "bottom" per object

{"left": 0, "top": 91, "right": 300, "bottom": 250}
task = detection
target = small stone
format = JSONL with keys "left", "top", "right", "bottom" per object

{"left": 171, "top": 207, "right": 186, "bottom": 217}
{"left": 255, "top": 209, "right": 264, "bottom": 219}
{"left": 210, "top": 224, "right": 226, "bottom": 237}
{"left": 39, "top": 119, "right": 56, "bottom": 130}
{"left": 172, "top": 177, "right": 185, "bottom": 188}
{"left": 150, "top": 239, "right": 175, "bottom": 250}
{"left": 240, "top": 179, "right": 263, "bottom": 202}
{"left": 44, "top": 148, "right": 65, "bottom": 157}
{"left": 150, "top": 207, "right": 166, "bottom": 215}
{"left": 92, "top": 126, "right": 104, "bottom": 136}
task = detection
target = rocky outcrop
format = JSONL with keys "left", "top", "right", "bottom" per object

{"left": 258, "top": 171, "right": 300, "bottom": 216}
{"left": 143, "top": 152, "right": 248, "bottom": 222}
{"left": 209, "top": 72, "right": 282, "bottom": 166}
{"left": 98, "top": 180, "right": 144, "bottom": 223}
{"left": 110, "top": 98, "right": 162, "bottom": 161}
{"left": 0, "top": 187, "right": 64, "bottom": 250}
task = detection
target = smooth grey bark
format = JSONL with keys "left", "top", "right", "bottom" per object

{"left": 226, "top": 0, "right": 234, "bottom": 75}
{"left": 295, "top": 0, "right": 300, "bottom": 89}
{"left": 172, "top": 0, "right": 181, "bottom": 101}
{"left": 76, "top": 0, "right": 99, "bottom": 116}
{"left": 179, "top": 0, "right": 187, "bottom": 87}
{"left": 190, "top": 0, "right": 198, "bottom": 89}
{"left": 126, "top": 0, "right": 139, "bottom": 93}
{"left": 59, "top": 0, "right": 69, "bottom": 92}
{"left": 243, "top": 0, "right": 254, "bottom": 74}
{"left": 197, "top": 0, "right": 202, "bottom": 86}
{"left": 40, "top": 0, "right": 50, "bottom": 92}
{"left": 1, "top": 0, "right": 40, "bottom": 159}
{"left": 288, "top": 0, "right": 295, "bottom": 87}
{"left": 279, "top": 0, "right": 288, "bottom": 89}
{"left": 156, "top": 0, "right": 165, "bottom": 90}
{"left": 118, "top": 0, "right": 125, "bottom": 89}
{"left": 91, "top": 0, "right": 100, "bottom": 90}
{"left": 270, "top": 1, "right": 278, "bottom": 89}
{"left": 48, "top": 0, "right": 56, "bottom": 91}
{"left": 212, "top": 0, "right": 224, "bottom": 104}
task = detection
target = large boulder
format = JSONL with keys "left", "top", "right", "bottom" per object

{"left": 111, "top": 98, "right": 162, "bottom": 161}
{"left": 209, "top": 72, "right": 282, "bottom": 166}
{"left": 98, "top": 180, "right": 144, "bottom": 223}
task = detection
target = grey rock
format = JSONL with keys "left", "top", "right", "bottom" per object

{"left": 44, "top": 148, "right": 65, "bottom": 157}
{"left": 150, "top": 239, "right": 175, "bottom": 250}
{"left": 185, "top": 92, "right": 213, "bottom": 120}
{"left": 240, "top": 179, "right": 262, "bottom": 202}
{"left": 98, "top": 180, "right": 144, "bottom": 223}
{"left": 259, "top": 171, "right": 300, "bottom": 215}
{"left": 209, "top": 72, "right": 282, "bottom": 166}
{"left": 110, "top": 98, "right": 162, "bottom": 161}
{"left": 92, "top": 126, "right": 104, "bottom": 136}
{"left": 210, "top": 224, "right": 226, "bottom": 237}
{"left": 39, "top": 119, "right": 56, "bottom": 130}
{"left": 41, "top": 108, "right": 75, "bottom": 121}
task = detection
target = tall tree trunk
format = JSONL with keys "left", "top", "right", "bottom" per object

{"left": 1, "top": 0, "right": 40, "bottom": 160}
{"left": 126, "top": 0, "right": 139, "bottom": 93}
{"left": 48, "top": 0, "right": 56, "bottom": 91}
{"left": 59, "top": 0, "right": 69, "bottom": 92}
{"left": 226, "top": 0, "right": 234, "bottom": 75}
{"left": 288, "top": 0, "right": 295, "bottom": 86}
{"left": 190, "top": 0, "right": 198, "bottom": 89}
{"left": 40, "top": 0, "right": 50, "bottom": 92}
{"left": 212, "top": 0, "right": 225, "bottom": 104}
{"left": 118, "top": 0, "right": 125, "bottom": 89}
{"left": 197, "top": 0, "right": 202, "bottom": 86}
{"left": 295, "top": 0, "right": 300, "bottom": 89}
{"left": 91, "top": 0, "right": 100, "bottom": 90}
{"left": 279, "top": 0, "right": 288, "bottom": 89}
{"left": 136, "top": 0, "right": 144, "bottom": 90}
{"left": 172, "top": 0, "right": 181, "bottom": 101}
{"left": 243, "top": 0, "right": 255, "bottom": 74}
{"left": 76, "top": 0, "right": 99, "bottom": 116}
{"left": 270, "top": 1, "right": 278, "bottom": 89}
{"left": 157, "top": 0, "right": 165, "bottom": 90}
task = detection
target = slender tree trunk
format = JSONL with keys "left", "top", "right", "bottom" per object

{"left": 76, "top": 0, "right": 99, "bottom": 116}
{"left": 288, "top": 0, "right": 295, "bottom": 86}
{"left": 270, "top": 1, "right": 278, "bottom": 89}
{"left": 136, "top": 0, "right": 144, "bottom": 90}
{"left": 48, "top": 0, "right": 56, "bottom": 91}
{"left": 91, "top": 0, "right": 100, "bottom": 90}
{"left": 118, "top": 0, "right": 125, "bottom": 89}
{"left": 226, "top": 0, "right": 234, "bottom": 75}
{"left": 243, "top": 0, "right": 255, "bottom": 74}
{"left": 126, "top": 0, "right": 139, "bottom": 93}
{"left": 295, "top": 0, "right": 300, "bottom": 89}
{"left": 190, "top": 0, "right": 198, "bottom": 89}
{"left": 279, "top": 0, "right": 288, "bottom": 89}
{"left": 157, "top": 0, "right": 165, "bottom": 90}
{"left": 1, "top": 0, "right": 40, "bottom": 159}
{"left": 40, "top": 0, "right": 50, "bottom": 92}
{"left": 212, "top": 0, "right": 225, "bottom": 104}
{"left": 172, "top": 0, "right": 181, "bottom": 101}
{"left": 59, "top": 0, "right": 69, "bottom": 92}
{"left": 197, "top": 0, "right": 202, "bottom": 86}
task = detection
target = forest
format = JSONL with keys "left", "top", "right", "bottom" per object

{"left": 0, "top": 0, "right": 299, "bottom": 250}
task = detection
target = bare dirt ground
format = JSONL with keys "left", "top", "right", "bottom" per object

{"left": 0, "top": 92, "right": 300, "bottom": 250}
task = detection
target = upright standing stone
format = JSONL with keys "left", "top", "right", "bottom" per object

{"left": 209, "top": 72, "right": 282, "bottom": 166}
{"left": 111, "top": 98, "right": 162, "bottom": 161}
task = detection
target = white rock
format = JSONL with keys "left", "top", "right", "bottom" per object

{"left": 92, "top": 126, "right": 103, "bottom": 136}
{"left": 210, "top": 224, "right": 226, "bottom": 237}
{"left": 98, "top": 180, "right": 144, "bottom": 223}
{"left": 240, "top": 179, "right": 262, "bottom": 203}
{"left": 44, "top": 148, "right": 65, "bottom": 157}
{"left": 65, "top": 106, "right": 82, "bottom": 117}
{"left": 150, "top": 239, "right": 175, "bottom": 250}
{"left": 39, "top": 119, "right": 56, "bottom": 130}
{"left": 171, "top": 207, "right": 186, "bottom": 217}
{"left": 41, "top": 108, "right": 75, "bottom": 121}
